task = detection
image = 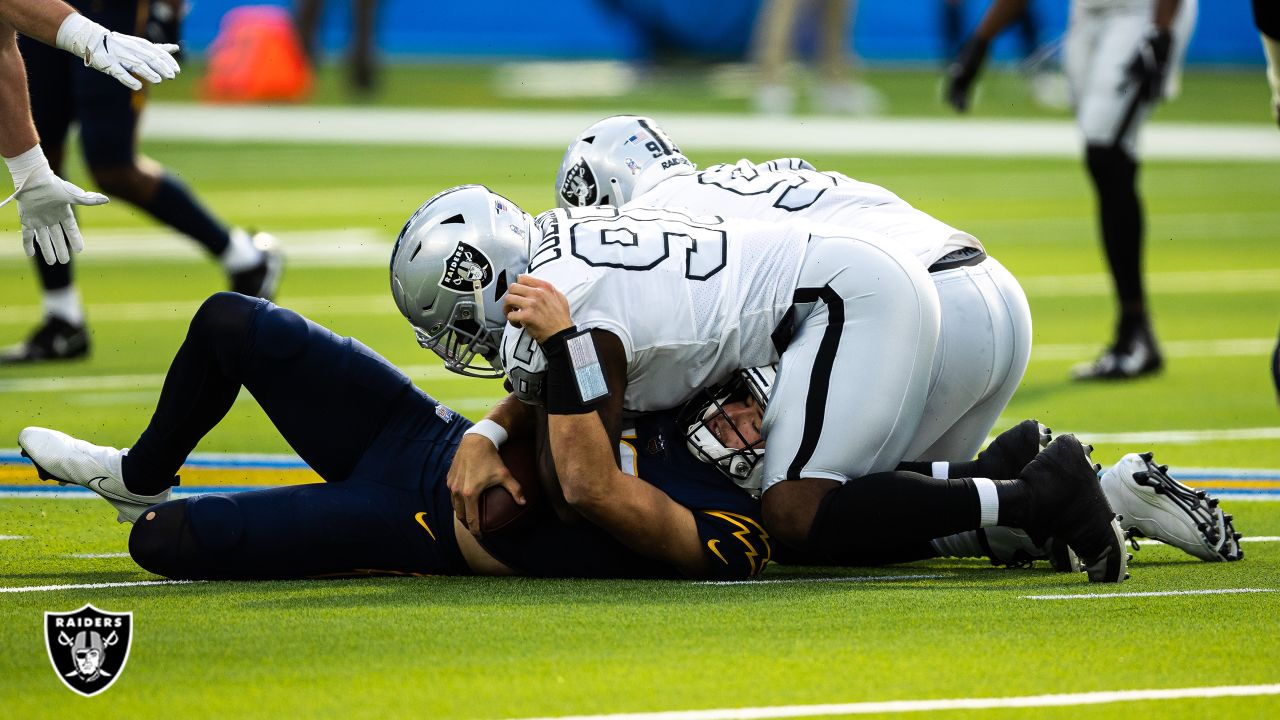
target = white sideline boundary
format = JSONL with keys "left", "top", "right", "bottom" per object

{"left": 509, "top": 684, "right": 1280, "bottom": 720}
{"left": 138, "top": 104, "right": 1280, "bottom": 162}
{"left": 1024, "top": 588, "right": 1275, "bottom": 600}
{"left": 0, "top": 579, "right": 197, "bottom": 594}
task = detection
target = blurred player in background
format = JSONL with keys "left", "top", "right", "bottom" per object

{"left": 751, "top": 0, "right": 883, "bottom": 115}
{"left": 3, "top": 0, "right": 282, "bottom": 365}
{"left": 946, "top": 0, "right": 1197, "bottom": 381}
{"left": 295, "top": 0, "right": 381, "bottom": 94}
{"left": 2, "top": 0, "right": 178, "bottom": 265}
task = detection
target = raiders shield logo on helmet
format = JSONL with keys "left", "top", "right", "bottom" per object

{"left": 438, "top": 241, "right": 495, "bottom": 293}
{"left": 44, "top": 604, "right": 133, "bottom": 697}
{"left": 559, "top": 159, "right": 598, "bottom": 207}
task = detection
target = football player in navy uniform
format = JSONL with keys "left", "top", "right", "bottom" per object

{"left": 393, "top": 187, "right": 1129, "bottom": 582}
{"left": 946, "top": 0, "right": 1196, "bottom": 380}
{"left": 4, "top": 0, "right": 281, "bottom": 365}
{"left": 17, "top": 289, "right": 769, "bottom": 581}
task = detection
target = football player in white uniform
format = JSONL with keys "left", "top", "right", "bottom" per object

{"left": 389, "top": 185, "right": 1129, "bottom": 582}
{"left": 946, "top": 0, "right": 1197, "bottom": 380}
{"left": 555, "top": 114, "right": 1031, "bottom": 472}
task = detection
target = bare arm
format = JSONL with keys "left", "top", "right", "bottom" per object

{"left": 0, "top": 0, "right": 75, "bottom": 46}
{"left": 0, "top": 24, "right": 38, "bottom": 158}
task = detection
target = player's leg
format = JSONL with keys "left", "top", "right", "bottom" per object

{"left": 1068, "top": 3, "right": 1196, "bottom": 380}
{"left": 758, "top": 233, "right": 942, "bottom": 547}
{"left": 904, "top": 257, "right": 1033, "bottom": 461}
{"left": 128, "top": 481, "right": 469, "bottom": 579}
{"left": 71, "top": 1, "right": 282, "bottom": 300}
{"left": 123, "top": 292, "right": 426, "bottom": 494}
{"left": 1, "top": 34, "right": 87, "bottom": 364}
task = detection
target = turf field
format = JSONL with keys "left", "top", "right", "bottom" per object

{"left": 1, "top": 65, "right": 1278, "bottom": 717}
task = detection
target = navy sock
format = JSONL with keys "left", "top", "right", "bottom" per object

{"left": 140, "top": 175, "right": 232, "bottom": 256}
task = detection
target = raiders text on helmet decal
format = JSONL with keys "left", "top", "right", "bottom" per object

{"left": 45, "top": 604, "right": 133, "bottom": 697}
{"left": 560, "top": 159, "right": 598, "bottom": 207}
{"left": 439, "top": 241, "right": 495, "bottom": 293}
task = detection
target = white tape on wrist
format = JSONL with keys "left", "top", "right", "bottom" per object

{"left": 464, "top": 419, "right": 508, "bottom": 449}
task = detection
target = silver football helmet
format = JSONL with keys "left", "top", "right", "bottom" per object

{"left": 555, "top": 115, "right": 694, "bottom": 209}
{"left": 685, "top": 365, "right": 776, "bottom": 494}
{"left": 390, "top": 185, "right": 532, "bottom": 378}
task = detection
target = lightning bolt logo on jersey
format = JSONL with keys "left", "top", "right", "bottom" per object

{"left": 500, "top": 205, "right": 808, "bottom": 411}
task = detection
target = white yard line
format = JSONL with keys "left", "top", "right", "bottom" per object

{"left": 508, "top": 684, "right": 1280, "bottom": 720}
{"left": 0, "top": 580, "right": 197, "bottom": 593}
{"left": 1072, "top": 427, "right": 1280, "bottom": 445}
{"left": 65, "top": 553, "right": 132, "bottom": 559}
{"left": 1024, "top": 588, "right": 1275, "bottom": 600}
{"left": 696, "top": 573, "right": 942, "bottom": 586}
{"left": 0, "top": 228, "right": 388, "bottom": 265}
{"left": 1137, "top": 536, "right": 1280, "bottom": 546}
{"left": 0, "top": 535, "right": 28, "bottom": 540}
{"left": 1030, "top": 338, "right": 1277, "bottom": 362}
{"left": 0, "top": 363, "right": 468, "bottom": 393}
{"left": 138, "top": 104, "right": 1280, "bottom": 162}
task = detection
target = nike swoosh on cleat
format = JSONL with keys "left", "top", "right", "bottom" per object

{"left": 86, "top": 476, "right": 142, "bottom": 504}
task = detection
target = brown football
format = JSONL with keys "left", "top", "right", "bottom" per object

{"left": 477, "top": 435, "right": 542, "bottom": 536}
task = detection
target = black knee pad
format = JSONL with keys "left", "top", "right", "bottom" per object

{"left": 128, "top": 495, "right": 245, "bottom": 580}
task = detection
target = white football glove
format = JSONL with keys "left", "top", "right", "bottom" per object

{"left": 2, "top": 145, "right": 109, "bottom": 265}
{"left": 55, "top": 12, "right": 180, "bottom": 91}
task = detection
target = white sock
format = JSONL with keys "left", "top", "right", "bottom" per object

{"left": 220, "top": 228, "right": 261, "bottom": 273}
{"left": 930, "top": 461, "right": 950, "bottom": 479}
{"left": 43, "top": 287, "right": 84, "bottom": 326}
{"left": 973, "top": 477, "right": 1000, "bottom": 528}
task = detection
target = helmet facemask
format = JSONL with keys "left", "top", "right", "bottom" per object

{"left": 416, "top": 265, "right": 505, "bottom": 378}
{"left": 684, "top": 365, "right": 776, "bottom": 494}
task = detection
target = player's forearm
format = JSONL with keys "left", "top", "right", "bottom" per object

{"left": 482, "top": 392, "right": 536, "bottom": 438}
{"left": 0, "top": 29, "right": 39, "bottom": 158}
{"left": 973, "top": 0, "right": 1029, "bottom": 41}
{"left": 0, "top": 0, "right": 76, "bottom": 46}
{"left": 547, "top": 411, "right": 618, "bottom": 511}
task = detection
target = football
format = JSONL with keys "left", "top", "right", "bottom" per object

{"left": 477, "top": 435, "right": 542, "bottom": 536}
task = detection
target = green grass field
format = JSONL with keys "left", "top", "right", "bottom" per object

{"left": 1, "top": 64, "right": 1278, "bottom": 718}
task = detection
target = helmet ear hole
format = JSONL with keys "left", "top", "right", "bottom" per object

{"left": 441, "top": 214, "right": 465, "bottom": 225}
{"left": 494, "top": 270, "right": 509, "bottom": 301}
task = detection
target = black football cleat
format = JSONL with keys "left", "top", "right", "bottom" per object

{"left": 1020, "top": 434, "right": 1129, "bottom": 583}
{"left": 229, "top": 231, "right": 284, "bottom": 301}
{"left": 0, "top": 316, "right": 89, "bottom": 365}
{"left": 974, "top": 419, "right": 1052, "bottom": 479}
{"left": 1071, "top": 324, "right": 1163, "bottom": 381}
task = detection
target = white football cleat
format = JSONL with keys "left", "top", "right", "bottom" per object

{"left": 980, "top": 527, "right": 1081, "bottom": 573}
{"left": 18, "top": 427, "right": 170, "bottom": 523}
{"left": 1101, "top": 452, "right": 1242, "bottom": 562}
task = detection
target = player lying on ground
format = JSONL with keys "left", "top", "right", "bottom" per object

{"left": 687, "top": 366, "right": 1242, "bottom": 564}
{"left": 391, "top": 184, "right": 1129, "bottom": 582}
{"left": 17, "top": 292, "right": 771, "bottom": 581}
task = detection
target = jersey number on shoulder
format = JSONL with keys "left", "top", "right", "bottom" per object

{"left": 565, "top": 207, "right": 728, "bottom": 281}
{"left": 698, "top": 163, "right": 833, "bottom": 212}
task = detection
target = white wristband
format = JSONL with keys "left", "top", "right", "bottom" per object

{"left": 464, "top": 419, "right": 508, "bottom": 449}
{"left": 55, "top": 13, "right": 106, "bottom": 62}
{"left": 4, "top": 144, "right": 47, "bottom": 186}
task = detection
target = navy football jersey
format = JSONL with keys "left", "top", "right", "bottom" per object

{"left": 478, "top": 408, "right": 770, "bottom": 580}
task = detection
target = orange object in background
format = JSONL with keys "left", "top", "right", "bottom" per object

{"left": 202, "top": 6, "right": 314, "bottom": 103}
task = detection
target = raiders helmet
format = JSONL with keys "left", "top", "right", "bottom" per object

{"left": 390, "top": 185, "right": 532, "bottom": 378}
{"left": 555, "top": 115, "right": 694, "bottom": 209}
{"left": 685, "top": 365, "right": 776, "bottom": 495}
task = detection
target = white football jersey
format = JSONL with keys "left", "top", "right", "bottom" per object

{"left": 628, "top": 158, "right": 981, "bottom": 268}
{"left": 501, "top": 206, "right": 807, "bottom": 411}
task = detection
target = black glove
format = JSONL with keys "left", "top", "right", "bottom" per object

{"left": 1122, "top": 30, "right": 1171, "bottom": 102}
{"left": 146, "top": 0, "right": 184, "bottom": 62}
{"left": 944, "top": 37, "right": 990, "bottom": 113}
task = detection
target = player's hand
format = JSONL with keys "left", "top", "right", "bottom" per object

{"left": 2, "top": 147, "right": 109, "bottom": 265}
{"left": 503, "top": 274, "right": 573, "bottom": 343}
{"left": 56, "top": 13, "right": 181, "bottom": 91}
{"left": 1120, "top": 30, "right": 1171, "bottom": 102}
{"left": 447, "top": 434, "right": 525, "bottom": 536}
{"left": 944, "top": 37, "right": 990, "bottom": 113}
